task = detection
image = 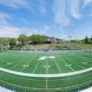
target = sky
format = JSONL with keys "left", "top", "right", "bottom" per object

{"left": 0, "top": 0, "right": 92, "bottom": 39}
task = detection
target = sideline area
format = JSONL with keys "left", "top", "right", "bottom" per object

{"left": 0, "top": 87, "right": 15, "bottom": 92}
{"left": 80, "top": 87, "right": 92, "bottom": 92}
{"left": 0, "top": 86, "right": 92, "bottom": 92}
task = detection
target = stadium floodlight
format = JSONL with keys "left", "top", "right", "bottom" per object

{"left": 50, "top": 37, "right": 56, "bottom": 50}
{"left": 68, "top": 36, "right": 72, "bottom": 43}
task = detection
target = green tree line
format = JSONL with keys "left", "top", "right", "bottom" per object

{"left": 0, "top": 34, "right": 92, "bottom": 50}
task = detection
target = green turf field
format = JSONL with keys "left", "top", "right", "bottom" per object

{"left": 0, "top": 50, "right": 92, "bottom": 92}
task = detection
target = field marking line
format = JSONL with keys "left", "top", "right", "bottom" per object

{"left": 19, "top": 55, "right": 35, "bottom": 72}
{"left": 49, "top": 52, "right": 62, "bottom": 73}
{"left": 71, "top": 52, "right": 92, "bottom": 69}
{"left": 64, "top": 59, "right": 75, "bottom": 72}
{"left": 64, "top": 55, "right": 85, "bottom": 71}
{"left": 58, "top": 53, "right": 75, "bottom": 72}
{"left": 16, "top": 58, "right": 28, "bottom": 71}
{"left": 45, "top": 59, "right": 48, "bottom": 89}
{"left": 46, "top": 59, "right": 48, "bottom": 74}
{"left": 0, "top": 67, "right": 92, "bottom": 78}
{"left": 46, "top": 77, "right": 48, "bottom": 89}
{"left": 54, "top": 60, "right": 62, "bottom": 73}
{"left": 0, "top": 79, "right": 91, "bottom": 90}
{"left": 32, "top": 61, "right": 40, "bottom": 73}
{"left": 71, "top": 54, "right": 87, "bottom": 69}
{"left": 73, "top": 60, "right": 85, "bottom": 69}
{"left": 10, "top": 56, "right": 24, "bottom": 70}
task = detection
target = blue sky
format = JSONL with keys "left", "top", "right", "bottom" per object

{"left": 0, "top": 0, "right": 92, "bottom": 39}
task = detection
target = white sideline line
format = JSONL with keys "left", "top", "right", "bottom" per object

{"left": 0, "top": 67, "right": 92, "bottom": 78}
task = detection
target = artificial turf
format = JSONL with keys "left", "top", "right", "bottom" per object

{"left": 0, "top": 50, "right": 92, "bottom": 91}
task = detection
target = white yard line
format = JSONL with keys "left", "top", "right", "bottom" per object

{"left": 45, "top": 60, "right": 48, "bottom": 89}
{"left": 10, "top": 58, "right": 23, "bottom": 70}
{"left": 73, "top": 61, "right": 85, "bottom": 69}
{"left": 46, "top": 60, "right": 48, "bottom": 74}
{"left": 32, "top": 61, "right": 40, "bottom": 73}
{"left": 69, "top": 66, "right": 75, "bottom": 71}
{"left": 69, "top": 54, "right": 85, "bottom": 69}
{"left": 54, "top": 60, "right": 62, "bottom": 73}
{"left": 63, "top": 60, "right": 75, "bottom": 71}
{"left": 19, "top": 57, "right": 34, "bottom": 72}
{"left": 59, "top": 54, "right": 75, "bottom": 72}
{"left": 46, "top": 77, "right": 48, "bottom": 89}
{"left": 0, "top": 67, "right": 92, "bottom": 78}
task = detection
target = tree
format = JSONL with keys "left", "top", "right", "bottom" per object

{"left": 0, "top": 38, "right": 10, "bottom": 50}
{"left": 29, "top": 34, "right": 44, "bottom": 44}
{"left": 90, "top": 35, "right": 92, "bottom": 43}
{"left": 9, "top": 38, "right": 16, "bottom": 48}
{"left": 84, "top": 36, "right": 89, "bottom": 44}
{"left": 17, "top": 34, "right": 27, "bottom": 45}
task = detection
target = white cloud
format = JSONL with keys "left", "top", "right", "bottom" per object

{"left": 0, "top": 12, "right": 31, "bottom": 30}
{"left": 38, "top": 0, "right": 46, "bottom": 15}
{"left": 40, "top": 25, "right": 50, "bottom": 34}
{"left": 69, "top": 0, "right": 82, "bottom": 19}
{"left": 0, "top": 12, "right": 50, "bottom": 37}
{"left": 28, "top": 25, "right": 50, "bottom": 35}
{"left": 0, "top": 12, "right": 31, "bottom": 37}
{"left": 53, "top": 0, "right": 86, "bottom": 26}
{"left": 0, "top": 24, "right": 34, "bottom": 37}
{"left": 82, "top": 0, "right": 92, "bottom": 9}
{"left": 0, "top": 0, "right": 46, "bottom": 15}
{"left": 0, "top": 0, "right": 29, "bottom": 8}
{"left": 53, "top": 0, "right": 70, "bottom": 26}
{"left": 0, "top": 26, "right": 21, "bottom": 37}
{"left": 11, "top": 14, "right": 31, "bottom": 26}
{"left": 30, "top": 28, "right": 39, "bottom": 34}
{"left": 0, "top": 13, "right": 12, "bottom": 27}
{"left": 53, "top": 0, "right": 81, "bottom": 26}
